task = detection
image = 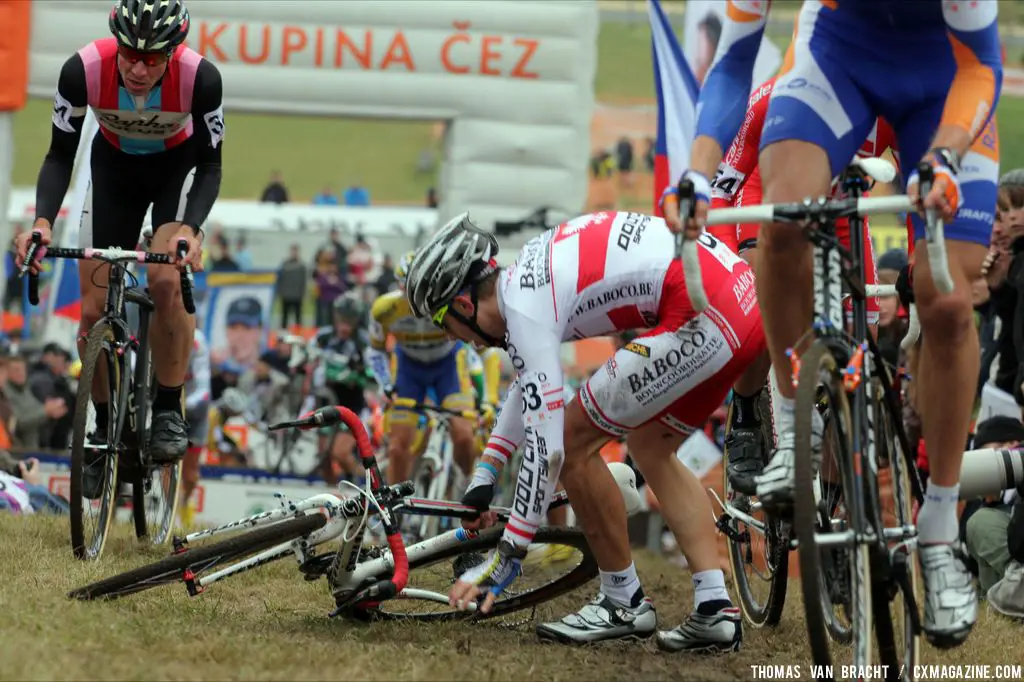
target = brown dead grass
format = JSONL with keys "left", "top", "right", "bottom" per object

{"left": 0, "top": 514, "right": 1019, "bottom": 682}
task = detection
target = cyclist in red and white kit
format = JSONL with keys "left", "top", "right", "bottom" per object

{"left": 405, "top": 212, "right": 765, "bottom": 650}
{"left": 699, "top": 75, "right": 899, "bottom": 496}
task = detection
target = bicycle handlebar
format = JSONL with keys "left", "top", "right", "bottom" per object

{"left": 388, "top": 398, "right": 481, "bottom": 421}
{"left": 676, "top": 162, "right": 952, "bottom": 316}
{"left": 270, "top": 405, "right": 408, "bottom": 602}
{"left": 19, "top": 233, "right": 196, "bottom": 314}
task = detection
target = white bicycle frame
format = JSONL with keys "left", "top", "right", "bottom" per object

{"left": 176, "top": 489, "right": 490, "bottom": 608}
{"left": 414, "top": 414, "right": 459, "bottom": 540}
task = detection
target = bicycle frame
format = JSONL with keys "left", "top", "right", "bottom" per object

{"left": 169, "top": 475, "right": 573, "bottom": 605}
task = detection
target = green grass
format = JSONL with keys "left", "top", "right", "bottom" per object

{"left": 11, "top": 21, "right": 1024, "bottom": 204}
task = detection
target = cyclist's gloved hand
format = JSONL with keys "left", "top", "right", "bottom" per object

{"left": 461, "top": 482, "right": 494, "bottom": 512}
{"left": 661, "top": 170, "right": 711, "bottom": 240}
{"left": 450, "top": 540, "right": 525, "bottom": 614}
{"left": 14, "top": 225, "right": 52, "bottom": 275}
{"left": 896, "top": 263, "right": 915, "bottom": 310}
{"left": 907, "top": 148, "right": 963, "bottom": 225}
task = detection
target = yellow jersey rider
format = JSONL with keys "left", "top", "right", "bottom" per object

{"left": 367, "top": 252, "right": 479, "bottom": 486}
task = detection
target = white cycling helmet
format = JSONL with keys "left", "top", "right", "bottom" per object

{"left": 220, "top": 388, "right": 247, "bottom": 415}
{"left": 406, "top": 212, "right": 499, "bottom": 320}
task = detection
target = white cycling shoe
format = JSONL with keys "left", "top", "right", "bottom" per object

{"left": 657, "top": 601, "right": 743, "bottom": 653}
{"left": 755, "top": 417, "right": 823, "bottom": 512}
{"left": 919, "top": 542, "right": 977, "bottom": 649}
{"left": 536, "top": 591, "right": 656, "bottom": 644}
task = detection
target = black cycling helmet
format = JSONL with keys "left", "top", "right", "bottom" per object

{"left": 333, "top": 291, "right": 364, "bottom": 322}
{"left": 110, "top": 0, "right": 191, "bottom": 53}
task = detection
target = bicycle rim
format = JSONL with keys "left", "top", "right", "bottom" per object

{"left": 133, "top": 461, "right": 182, "bottom": 546}
{"left": 70, "top": 323, "right": 126, "bottom": 561}
{"left": 68, "top": 514, "right": 327, "bottom": 600}
{"left": 365, "top": 526, "right": 597, "bottom": 622}
{"left": 723, "top": 393, "right": 788, "bottom": 627}
{"left": 871, "top": 377, "right": 921, "bottom": 678}
{"left": 793, "top": 342, "right": 873, "bottom": 676}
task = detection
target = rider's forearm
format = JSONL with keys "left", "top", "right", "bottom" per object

{"left": 929, "top": 125, "right": 974, "bottom": 162}
{"left": 35, "top": 143, "right": 77, "bottom": 226}
{"left": 180, "top": 160, "right": 221, "bottom": 234}
{"left": 689, "top": 136, "right": 727, "bottom": 186}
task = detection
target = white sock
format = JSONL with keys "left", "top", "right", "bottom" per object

{"left": 917, "top": 481, "right": 960, "bottom": 544}
{"left": 600, "top": 562, "right": 643, "bottom": 608}
{"left": 774, "top": 395, "right": 795, "bottom": 437}
{"left": 692, "top": 569, "right": 730, "bottom": 607}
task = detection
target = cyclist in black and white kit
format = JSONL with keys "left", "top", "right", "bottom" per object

{"left": 15, "top": 0, "right": 223, "bottom": 466}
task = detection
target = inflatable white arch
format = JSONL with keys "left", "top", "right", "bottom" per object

{"left": 28, "top": 0, "right": 599, "bottom": 229}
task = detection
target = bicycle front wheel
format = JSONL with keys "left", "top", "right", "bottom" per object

{"left": 70, "top": 323, "right": 127, "bottom": 561}
{"left": 870, "top": 374, "right": 921, "bottom": 679}
{"left": 68, "top": 513, "right": 327, "bottom": 600}
{"left": 364, "top": 526, "right": 597, "bottom": 622}
{"left": 793, "top": 341, "right": 873, "bottom": 675}
{"left": 132, "top": 461, "right": 182, "bottom": 546}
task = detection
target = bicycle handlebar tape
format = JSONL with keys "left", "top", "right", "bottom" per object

{"left": 673, "top": 178, "right": 709, "bottom": 314}
{"left": 22, "top": 231, "right": 43, "bottom": 306}
{"left": 176, "top": 239, "right": 196, "bottom": 315}
{"left": 914, "top": 161, "right": 954, "bottom": 295}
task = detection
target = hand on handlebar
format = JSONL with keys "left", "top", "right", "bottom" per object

{"left": 460, "top": 483, "right": 498, "bottom": 531}
{"left": 169, "top": 226, "right": 204, "bottom": 272}
{"left": 14, "top": 224, "right": 51, "bottom": 275}
{"left": 907, "top": 152, "right": 962, "bottom": 225}
{"left": 662, "top": 170, "right": 711, "bottom": 240}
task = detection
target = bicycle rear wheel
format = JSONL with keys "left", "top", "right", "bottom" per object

{"left": 793, "top": 341, "right": 872, "bottom": 674}
{"left": 722, "top": 389, "right": 789, "bottom": 627}
{"left": 870, "top": 375, "right": 921, "bottom": 679}
{"left": 364, "top": 526, "right": 597, "bottom": 622}
{"left": 68, "top": 513, "right": 327, "bottom": 600}
{"left": 70, "top": 323, "right": 127, "bottom": 561}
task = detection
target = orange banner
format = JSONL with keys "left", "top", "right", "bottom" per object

{"left": 0, "top": 0, "right": 31, "bottom": 111}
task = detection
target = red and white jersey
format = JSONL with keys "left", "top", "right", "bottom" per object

{"left": 488, "top": 211, "right": 749, "bottom": 547}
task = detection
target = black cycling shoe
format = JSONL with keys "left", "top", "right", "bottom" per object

{"left": 725, "top": 426, "right": 764, "bottom": 496}
{"left": 82, "top": 428, "right": 108, "bottom": 500}
{"left": 148, "top": 411, "right": 189, "bottom": 464}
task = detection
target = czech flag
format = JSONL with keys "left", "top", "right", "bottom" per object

{"left": 648, "top": 0, "right": 700, "bottom": 218}
{"left": 53, "top": 258, "right": 81, "bottom": 320}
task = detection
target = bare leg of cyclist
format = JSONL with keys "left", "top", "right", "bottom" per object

{"left": 535, "top": 400, "right": 656, "bottom": 643}
{"left": 447, "top": 417, "right": 477, "bottom": 478}
{"left": 627, "top": 425, "right": 722, "bottom": 577}
{"left": 753, "top": 141, "right": 833, "bottom": 507}
{"left": 147, "top": 222, "right": 195, "bottom": 464}
{"left": 556, "top": 401, "right": 639, "bottom": 591}
{"left": 78, "top": 260, "right": 113, "bottom": 499}
{"left": 78, "top": 260, "right": 111, "bottom": 411}
{"left": 385, "top": 418, "right": 417, "bottom": 485}
{"left": 331, "top": 432, "right": 362, "bottom": 479}
{"left": 913, "top": 242, "right": 985, "bottom": 533}
{"left": 180, "top": 448, "right": 201, "bottom": 527}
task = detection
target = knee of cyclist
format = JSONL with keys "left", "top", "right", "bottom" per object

{"left": 449, "top": 422, "right": 475, "bottom": 450}
{"left": 148, "top": 272, "right": 183, "bottom": 311}
{"left": 917, "top": 290, "right": 973, "bottom": 341}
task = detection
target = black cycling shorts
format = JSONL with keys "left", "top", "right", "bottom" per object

{"left": 79, "top": 134, "right": 198, "bottom": 250}
{"left": 324, "top": 382, "right": 367, "bottom": 416}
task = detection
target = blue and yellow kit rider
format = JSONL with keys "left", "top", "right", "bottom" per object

{"left": 367, "top": 252, "right": 481, "bottom": 485}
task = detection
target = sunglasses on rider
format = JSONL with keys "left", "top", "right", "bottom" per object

{"left": 117, "top": 45, "right": 169, "bottom": 67}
